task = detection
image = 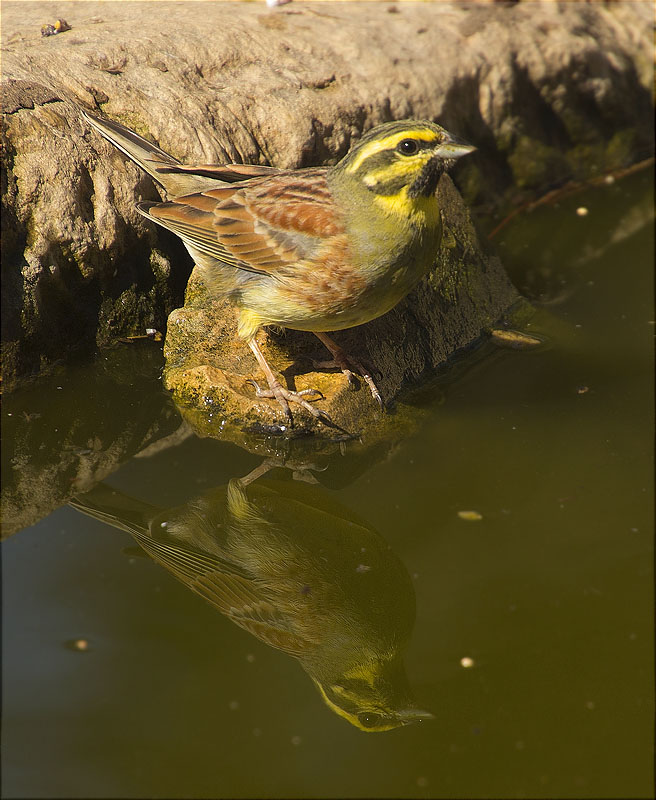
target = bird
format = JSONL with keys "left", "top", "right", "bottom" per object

{"left": 82, "top": 111, "right": 474, "bottom": 426}
{"left": 69, "top": 464, "right": 434, "bottom": 731}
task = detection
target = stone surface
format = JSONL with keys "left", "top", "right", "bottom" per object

{"left": 1, "top": 0, "right": 652, "bottom": 391}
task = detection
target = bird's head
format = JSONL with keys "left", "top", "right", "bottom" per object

{"left": 311, "top": 656, "right": 434, "bottom": 733}
{"left": 335, "top": 119, "right": 475, "bottom": 202}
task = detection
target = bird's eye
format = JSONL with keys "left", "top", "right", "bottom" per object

{"left": 397, "top": 139, "right": 419, "bottom": 156}
{"left": 358, "top": 712, "right": 384, "bottom": 728}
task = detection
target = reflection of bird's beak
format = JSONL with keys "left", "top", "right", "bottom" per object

{"left": 398, "top": 707, "right": 435, "bottom": 724}
{"left": 435, "top": 134, "right": 476, "bottom": 160}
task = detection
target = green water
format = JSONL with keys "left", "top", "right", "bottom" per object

{"left": 2, "top": 168, "right": 653, "bottom": 798}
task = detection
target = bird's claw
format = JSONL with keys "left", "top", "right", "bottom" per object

{"left": 297, "top": 387, "right": 325, "bottom": 401}
{"left": 312, "top": 357, "right": 383, "bottom": 409}
{"left": 247, "top": 378, "right": 340, "bottom": 430}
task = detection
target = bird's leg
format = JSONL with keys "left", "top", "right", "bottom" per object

{"left": 238, "top": 457, "right": 326, "bottom": 487}
{"left": 246, "top": 337, "right": 333, "bottom": 428}
{"left": 313, "top": 332, "right": 384, "bottom": 408}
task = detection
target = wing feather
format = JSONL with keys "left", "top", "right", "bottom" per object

{"left": 137, "top": 168, "right": 344, "bottom": 280}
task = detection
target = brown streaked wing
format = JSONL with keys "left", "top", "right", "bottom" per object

{"left": 209, "top": 168, "right": 343, "bottom": 271}
{"left": 140, "top": 199, "right": 270, "bottom": 274}
{"left": 142, "top": 168, "right": 343, "bottom": 276}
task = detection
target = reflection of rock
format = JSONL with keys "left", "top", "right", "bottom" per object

{"left": 70, "top": 470, "right": 431, "bottom": 731}
{"left": 0, "top": 345, "right": 181, "bottom": 538}
{"left": 2, "top": 1, "right": 652, "bottom": 387}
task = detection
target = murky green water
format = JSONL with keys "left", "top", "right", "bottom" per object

{"left": 2, "top": 168, "right": 653, "bottom": 798}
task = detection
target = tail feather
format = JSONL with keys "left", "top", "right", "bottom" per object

{"left": 82, "top": 110, "right": 230, "bottom": 196}
{"left": 69, "top": 482, "right": 161, "bottom": 538}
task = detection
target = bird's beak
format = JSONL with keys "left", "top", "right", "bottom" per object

{"left": 397, "top": 707, "right": 435, "bottom": 724}
{"left": 434, "top": 133, "right": 476, "bottom": 160}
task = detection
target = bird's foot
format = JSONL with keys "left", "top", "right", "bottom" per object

{"left": 312, "top": 354, "right": 383, "bottom": 409}
{"left": 246, "top": 336, "right": 354, "bottom": 435}
{"left": 246, "top": 378, "right": 336, "bottom": 429}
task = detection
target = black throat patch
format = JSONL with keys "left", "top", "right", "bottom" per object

{"left": 407, "top": 157, "right": 445, "bottom": 198}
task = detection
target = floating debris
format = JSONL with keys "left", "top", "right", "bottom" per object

{"left": 489, "top": 328, "right": 545, "bottom": 350}
{"left": 460, "top": 657, "right": 475, "bottom": 668}
{"left": 576, "top": 206, "right": 589, "bottom": 217}
{"left": 457, "top": 510, "right": 483, "bottom": 522}
{"left": 118, "top": 329, "right": 163, "bottom": 343}
{"left": 64, "top": 638, "right": 90, "bottom": 652}
{"left": 576, "top": 385, "right": 590, "bottom": 395}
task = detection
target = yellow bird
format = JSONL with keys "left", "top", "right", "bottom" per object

{"left": 83, "top": 112, "right": 474, "bottom": 425}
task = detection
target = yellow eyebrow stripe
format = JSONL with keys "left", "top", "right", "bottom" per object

{"left": 345, "top": 129, "right": 440, "bottom": 174}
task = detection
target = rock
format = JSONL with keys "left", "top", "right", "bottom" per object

{"left": 1, "top": 0, "right": 652, "bottom": 391}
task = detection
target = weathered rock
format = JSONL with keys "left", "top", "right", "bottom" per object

{"left": 1, "top": 0, "right": 652, "bottom": 390}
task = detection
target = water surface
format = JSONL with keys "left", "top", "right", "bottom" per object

{"left": 2, "top": 168, "right": 653, "bottom": 798}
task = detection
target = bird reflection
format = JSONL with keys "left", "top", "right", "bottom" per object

{"left": 69, "top": 462, "right": 432, "bottom": 732}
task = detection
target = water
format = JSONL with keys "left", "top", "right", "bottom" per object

{"left": 2, "top": 167, "right": 653, "bottom": 798}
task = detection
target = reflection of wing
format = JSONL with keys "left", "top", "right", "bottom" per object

{"left": 129, "top": 529, "right": 312, "bottom": 657}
